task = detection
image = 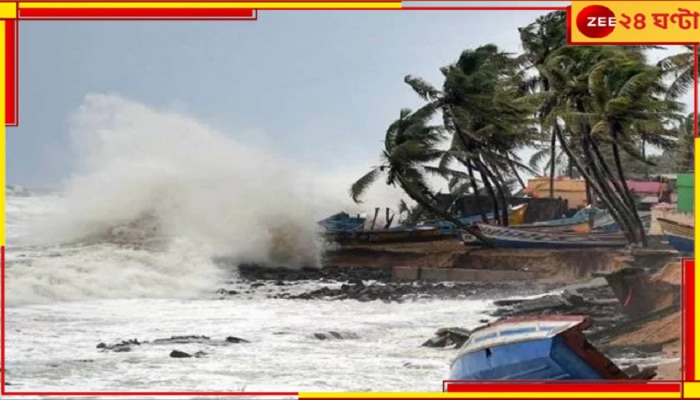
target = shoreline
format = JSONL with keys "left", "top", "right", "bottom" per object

{"left": 227, "top": 248, "right": 683, "bottom": 380}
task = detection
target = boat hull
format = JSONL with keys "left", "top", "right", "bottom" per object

{"left": 657, "top": 218, "right": 694, "bottom": 255}
{"left": 450, "top": 336, "right": 605, "bottom": 380}
{"left": 474, "top": 224, "right": 628, "bottom": 249}
{"left": 665, "top": 233, "right": 694, "bottom": 254}
{"left": 450, "top": 315, "right": 630, "bottom": 382}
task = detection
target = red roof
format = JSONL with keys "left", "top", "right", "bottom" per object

{"left": 626, "top": 181, "right": 665, "bottom": 194}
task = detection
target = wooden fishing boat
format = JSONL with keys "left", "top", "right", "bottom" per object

{"left": 421, "top": 205, "right": 527, "bottom": 237}
{"left": 317, "top": 212, "right": 366, "bottom": 232}
{"left": 657, "top": 218, "right": 694, "bottom": 254}
{"left": 514, "top": 221, "right": 592, "bottom": 234}
{"left": 450, "top": 315, "right": 653, "bottom": 381}
{"left": 472, "top": 223, "right": 628, "bottom": 249}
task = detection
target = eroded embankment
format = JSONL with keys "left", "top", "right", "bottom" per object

{"left": 323, "top": 241, "right": 630, "bottom": 284}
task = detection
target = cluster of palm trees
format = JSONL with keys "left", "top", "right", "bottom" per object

{"left": 350, "top": 11, "right": 697, "bottom": 247}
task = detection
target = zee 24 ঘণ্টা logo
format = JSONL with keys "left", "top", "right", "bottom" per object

{"left": 576, "top": 4, "right": 700, "bottom": 39}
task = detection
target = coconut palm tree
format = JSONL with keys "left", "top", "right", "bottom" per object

{"left": 349, "top": 108, "right": 494, "bottom": 245}
{"left": 674, "top": 112, "right": 696, "bottom": 173}
{"left": 586, "top": 50, "right": 683, "bottom": 245}
{"left": 404, "top": 44, "right": 537, "bottom": 226}
{"left": 659, "top": 45, "right": 698, "bottom": 100}
{"left": 518, "top": 11, "right": 568, "bottom": 198}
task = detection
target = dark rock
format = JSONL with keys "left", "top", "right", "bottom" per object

{"left": 170, "top": 350, "right": 192, "bottom": 358}
{"left": 225, "top": 336, "right": 249, "bottom": 344}
{"left": 422, "top": 327, "right": 472, "bottom": 348}
{"left": 193, "top": 351, "right": 207, "bottom": 358}
{"left": 98, "top": 339, "right": 140, "bottom": 352}
{"left": 153, "top": 335, "right": 210, "bottom": 344}
{"left": 313, "top": 331, "right": 359, "bottom": 340}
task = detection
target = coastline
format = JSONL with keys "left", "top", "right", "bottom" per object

{"left": 232, "top": 243, "right": 683, "bottom": 380}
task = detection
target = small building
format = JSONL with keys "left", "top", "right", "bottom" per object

{"left": 677, "top": 173, "right": 694, "bottom": 213}
{"left": 526, "top": 177, "right": 587, "bottom": 209}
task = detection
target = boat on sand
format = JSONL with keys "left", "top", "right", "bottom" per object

{"left": 449, "top": 315, "right": 656, "bottom": 381}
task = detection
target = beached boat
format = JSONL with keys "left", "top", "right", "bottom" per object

{"left": 471, "top": 223, "right": 628, "bottom": 249}
{"left": 657, "top": 218, "right": 694, "bottom": 254}
{"left": 449, "top": 315, "right": 636, "bottom": 381}
{"left": 520, "top": 207, "right": 601, "bottom": 228}
{"left": 421, "top": 204, "right": 528, "bottom": 237}
{"left": 317, "top": 212, "right": 366, "bottom": 232}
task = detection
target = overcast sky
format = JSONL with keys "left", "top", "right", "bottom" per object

{"left": 8, "top": 9, "right": 695, "bottom": 188}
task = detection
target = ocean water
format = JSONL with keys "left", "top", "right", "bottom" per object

{"left": 5, "top": 188, "right": 495, "bottom": 392}
{"left": 4, "top": 95, "right": 501, "bottom": 393}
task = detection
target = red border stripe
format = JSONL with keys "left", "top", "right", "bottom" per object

{"left": 684, "top": 259, "right": 694, "bottom": 380}
{"left": 4, "top": 20, "right": 16, "bottom": 126}
{"left": 19, "top": 8, "right": 256, "bottom": 19}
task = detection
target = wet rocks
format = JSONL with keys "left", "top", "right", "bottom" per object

{"left": 226, "top": 336, "right": 249, "bottom": 344}
{"left": 152, "top": 335, "right": 212, "bottom": 345}
{"left": 170, "top": 350, "right": 192, "bottom": 358}
{"left": 97, "top": 339, "right": 140, "bottom": 353}
{"left": 422, "top": 327, "right": 472, "bottom": 348}
{"left": 169, "top": 350, "right": 207, "bottom": 358}
{"left": 97, "top": 334, "right": 249, "bottom": 357}
{"left": 236, "top": 264, "right": 393, "bottom": 283}
{"left": 312, "top": 331, "right": 359, "bottom": 340}
{"left": 266, "top": 280, "right": 549, "bottom": 303}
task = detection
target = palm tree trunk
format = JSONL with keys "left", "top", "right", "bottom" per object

{"left": 466, "top": 162, "right": 489, "bottom": 222}
{"left": 554, "top": 127, "right": 636, "bottom": 244}
{"left": 588, "top": 139, "right": 644, "bottom": 245}
{"left": 507, "top": 157, "right": 526, "bottom": 189}
{"left": 574, "top": 102, "right": 638, "bottom": 244}
{"left": 583, "top": 138, "right": 639, "bottom": 244}
{"left": 477, "top": 159, "right": 510, "bottom": 227}
{"left": 612, "top": 140, "right": 648, "bottom": 247}
{"left": 475, "top": 162, "right": 501, "bottom": 225}
{"left": 549, "top": 129, "right": 557, "bottom": 198}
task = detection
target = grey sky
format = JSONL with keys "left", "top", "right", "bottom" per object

{"left": 8, "top": 10, "right": 694, "bottom": 187}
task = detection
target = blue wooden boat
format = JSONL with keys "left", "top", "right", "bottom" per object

{"left": 317, "top": 212, "right": 366, "bottom": 232}
{"left": 449, "top": 315, "right": 632, "bottom": 381}
{"left": 657, "top": 218, "right": 694, "bottom": 254}
{"left": 471, "top": 223, "right": 628, "bottom": 249}
{"left": 420, "top": 205, "right": 526, "bottom": 237}
{"left": 591, "top": 212, "right": 652, "bottom": 233}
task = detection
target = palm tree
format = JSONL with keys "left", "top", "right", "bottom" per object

{"left": 540, "top": 45, "right": 651, "bottom": 244}
{"left": 349, "top": 108, "right": 494, "bottom": 245}
{"left": 659, "top": 45, "right": 698, "bottom": 100}
{"left": 404, "top": 44, "right": 536, "bottom": 226}
{"left": 518, "top": 11, "right": 568, "bottom": 197}
{"left": 674, "top": 112, "right": 696, "bottom": 173}
{"left": 586, "top": 50, "right": 683, "bottom": 245}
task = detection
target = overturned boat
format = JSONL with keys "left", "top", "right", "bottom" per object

{"left": 449, "top": 315, "right": 655, "bottom": 381}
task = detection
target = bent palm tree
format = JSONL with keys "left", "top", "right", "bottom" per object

{"left": 349, "top": 108, "right": 494, "bottom": 246}
{"left": 658, "top": 45, "right": 698, "bottom": 100}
